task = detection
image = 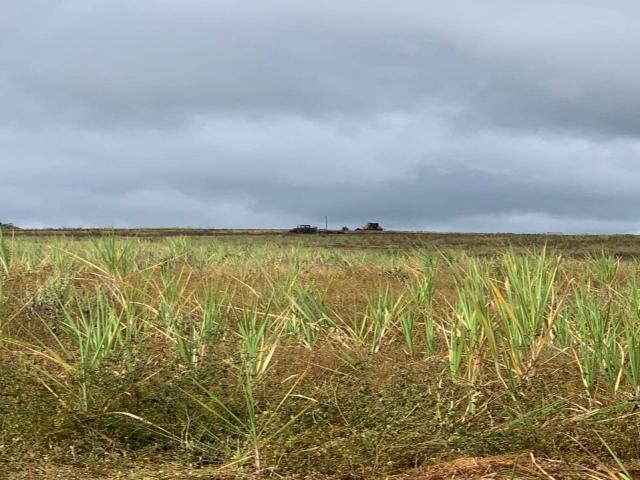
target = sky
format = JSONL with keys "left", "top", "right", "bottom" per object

{"left": 2, "top": 0, "right": 640, "bottom": 232}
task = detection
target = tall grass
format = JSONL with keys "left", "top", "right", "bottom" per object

{"left": 399, "top": 311, "right": 416, "bottom": 356}
{"left": 0, "top": 275, "right": 6, "bottom": 332}
{"left": 445, "top": 251, "right": 563, "bottom": 387}
{"left": 93, "top": 236, "right": 138, "bottom": 276}
{"left": 587, "top": 252, "right": 619, "bottom": 286}
{"left": 285, "top": 283, "right": 334, "bottom": 348}
{"left": 367, "top": 289, "right": 405, "bottom": 354}
{"left": 186, "top": 301, "right": 307, "bottom": 470}
{"left": 5, "top": 237, "right": 640, "bottom": 475}
{"left": 407, "top": 254, "right": 438, "bottom": 355}
{"left": 174, "top": 288, "right": 229, "bottom": 369}
{"left": 491, "top": 250, "right": 561, "bottom": 383}
{"left": 187, "top": 365, "right": 309, "bottom": 471}
{"left": 573, "top": 286, "right": 623, "bottom": 397}
{"left": 0, "top": 228, "right": 13, "bottom": 274}
{"left": 5, "top": 287, "right": 127, "bottom": 412}
{"left": 622, "top": 273, "right": 640, "bottom": 395}
{"left": 448, "top": 257, "right": 489, "bottom": 382}
{"left": 62, "top": 288, "right": 125, "bottom": 372}
{"left": 236, "top": 303, "right": 279, "bottom": 379}
{"left": 344, "top": 289, "right": 405, "bottom": 353}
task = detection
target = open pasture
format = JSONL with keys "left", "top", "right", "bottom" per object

{"left": 2, "top": 232, "right": 640, "bottom": 478}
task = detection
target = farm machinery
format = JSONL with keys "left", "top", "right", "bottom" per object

{"left": 356, "top": 222, "right": 383, "bottom": 231}
{"left": 289, "top": 224, "right": 318, "bottom": 234}
{"left": 289, "top": 222, "right": 383, "bottom": 234}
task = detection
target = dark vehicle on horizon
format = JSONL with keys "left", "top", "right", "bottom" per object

{"left": 356, "top": 222, "right": 383, "bottom": 231}
{"left": 289, "top": 224, "right": 318, "bottom": 234}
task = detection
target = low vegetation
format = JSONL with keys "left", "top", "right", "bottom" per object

{"left": 2, "top": 232, "right": 640, "bottom": 478}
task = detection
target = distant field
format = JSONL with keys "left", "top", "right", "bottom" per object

{"left": 7, "top": 227, "right": 640, "bottom": 256}
{"left": 2, "top": 232, "right": 640, "bottom": 478}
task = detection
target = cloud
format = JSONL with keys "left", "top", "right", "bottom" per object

{"left": 1, "top": 1, "right": 640, "bottom": 231}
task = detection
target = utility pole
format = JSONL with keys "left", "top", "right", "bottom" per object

{"left": 325, "top": 216, "right": 328, "bottom": 230}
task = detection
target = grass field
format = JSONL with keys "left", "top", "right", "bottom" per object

{"left": 2, "top": 230, "right": 640, "bottom": 479}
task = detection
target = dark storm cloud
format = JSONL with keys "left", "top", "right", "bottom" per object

{"left": 2, "top": 0, "right": 640, "bottom": 231}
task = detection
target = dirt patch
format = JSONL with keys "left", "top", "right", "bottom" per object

{"left": 402, "top": 454, "right": 640, "bottom": 479}
{"left": 6, "top": 456, "right": 640, "bottom": 480}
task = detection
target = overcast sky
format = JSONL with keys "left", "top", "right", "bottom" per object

{"left": 2, "top": 1, "right": 640, "bottom": 232}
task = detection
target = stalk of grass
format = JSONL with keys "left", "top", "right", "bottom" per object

{"left": 448, "top": 257, "right": 489, "bottom": 382}
{"left": 201, "top": 286, "right": 230, "bottom": 342}
{"left": 62, "top": 288, "right": 125, "bottom": 374}
{"left": 623, "top": 318, "right": 640, "bottom": 396}
{"left": 286, "top": 283, "right": 335, "bottom": 348}
{"left": 0, "top": 228, "right": 13, "bottom": 274}
{"left": 587, "top": 252, "right": 619, "bottom": 287}
{"left": 184, "top": 299, "right": 308, "bottom": 471}
{"left": 367, "top": 288, "right": 405, "bottom": 354}
{"left": 347, "top": 308, "right": 370, "bottom": 352}
{"left": 156, "top": 266, "right": 191, "bottom": 334}
{"left": 423, "top": 314, "right": 435, "bottom": 356}
{"left": 0, "top": 275, "right": 5, "bottom": 328}
{"left": 117, "top": 278, "right": 149, "bottom": 348}
{"left": 236, "top": 302, "right": 279, "bottom": 379}
{"left": 6, "top": 287, "right": 126, "bottom": 412}
{"left": 152, "top": 267, "right": 215, "bottom": 368}
{"left": 448, "top": 319, "right": 467, "bottom": 380}
{"left": 173, "top": 289, "right": 230, "bottom": 369}
{"left": 409, "top": 266, "right": 437, "bottom": 306}
{"left": 407, "top": 255, "right": 438, "bottom": 355}
{"left": 186, "top": 372, "right": 311, "bottom": 472}
{"left": 93, "top": 235, "right": 138, "bottom": 277}
{"left": 46, "top": 242, "right": 75, "bottom": 272}
{"left": 597, "top": 433, "right": 634, "bottom": 480}
{"left": 573, "top": 286, "right": 623, "bottom": 397}
{"left": 399, "top": 312, "right": 416, "bottom": 356}
{"left": 490, "top": 249, "right": 561, "bottom": 381}
{"left": 620, "top": 272, "right": 640, "bottom": 395}
{"left": 574, "top": 287, "right": 603, "bottom": 396}
{"left": 552, "top": 304, "right": 573, "bottom": 348}
{"left": 166, "top": 236, "right": 191, "bottom": 262}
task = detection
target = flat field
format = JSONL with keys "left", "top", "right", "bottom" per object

{"left": 2, "top": 231, "right": 640, "bottom": 479}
